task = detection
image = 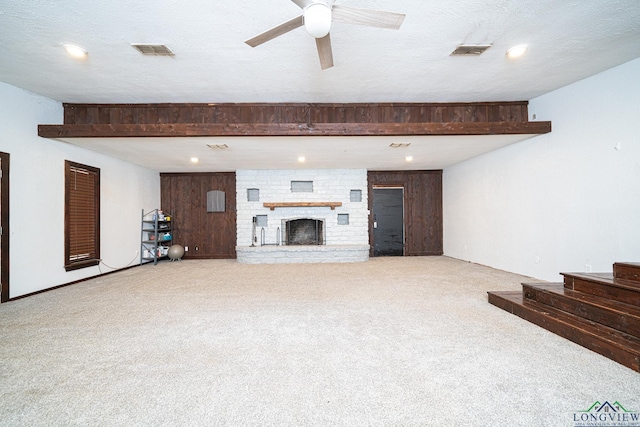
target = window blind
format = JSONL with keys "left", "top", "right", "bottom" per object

{"left": 65, "top": 161, "right": 100, "bottom": 271}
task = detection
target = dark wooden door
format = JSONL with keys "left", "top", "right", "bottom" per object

{"left": 372, "top": 188, "right": 404, "bottom": 256}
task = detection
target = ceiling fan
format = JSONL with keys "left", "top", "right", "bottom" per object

{"left": 245, "top": 0, "right": 405, "bottom": 70}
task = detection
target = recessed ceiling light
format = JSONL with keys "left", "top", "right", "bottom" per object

{"left": 405, "top": 156, "right": 413, "bottom": 162}
{"left": 506, "top": 44, "right": 528, "bottom": 59}
{"left": 190, "top": 157, "right": 199, "bottom": 163}
{"left": 298, "top": 156, "right": 306, "bottom": 163}
{"left": 63, "top": 43, "right": 88, "bottom": 59}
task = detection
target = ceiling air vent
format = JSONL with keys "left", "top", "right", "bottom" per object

{"left": 450, "top": 44, "right": 492, "bottom": 56}
{"left": 207, "top": 144, "right": 229, "bottom": 150}
{"left": 131, "top": 43, "right": 175, "bottom": 56}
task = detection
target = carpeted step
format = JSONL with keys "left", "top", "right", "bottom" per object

{"left": 522, "top": 283, "right": 640, "bottom": 339}
{"left": 562, "top": 272, "right": 640, "bottom": 307}
{"left": 487, "top": 290, "right": 640, "bottom": 372}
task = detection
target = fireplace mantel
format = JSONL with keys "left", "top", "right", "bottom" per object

{"left": 263, "top": 202, "right": 342, "bottom": 211}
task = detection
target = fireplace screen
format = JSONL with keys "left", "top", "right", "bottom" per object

{"left": 285, "top": 219, "right": 324, "bottom": 245}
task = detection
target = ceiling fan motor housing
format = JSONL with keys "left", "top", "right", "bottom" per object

{"left": 304, "top": 3, "right": 332, "bottom": 38}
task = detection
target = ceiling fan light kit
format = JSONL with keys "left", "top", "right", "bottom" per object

{"left": 304, "top": 3, "right": 332, "bottom": 38}
{"left": 245, "top": 0, "right": 405, "bottom": 70}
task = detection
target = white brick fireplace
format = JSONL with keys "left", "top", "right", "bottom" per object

{"left": 236, "top": 169, "right": 370, "bottom": 264}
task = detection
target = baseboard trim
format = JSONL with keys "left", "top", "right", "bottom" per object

{"left": 8, "top": 264, "right": 142, "bottom": 302}
{"left": 183, "top": 255, "right": 237, "bottom": 259}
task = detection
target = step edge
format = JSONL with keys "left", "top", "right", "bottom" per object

{"left": 488, "top": 292, "right": 640, "bottom": 352}
{"left": 522, "top": 283, "right": 640, "bottom": 318}
{"left": 563, "top": 272, "right": 640, "bottom": 292}
{"left": 511, "top": 301, "right": 640, "bottom": 372}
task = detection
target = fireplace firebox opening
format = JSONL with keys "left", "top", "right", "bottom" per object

{"left": 284, "top": 218, "right": 325, "bottom": 245}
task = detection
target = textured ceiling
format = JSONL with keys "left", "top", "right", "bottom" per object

{"left": 1, "top": 0, "right": 640, "bottom": 171}
{"left": 58, "top": 134, "right": 538, "bottom": 172}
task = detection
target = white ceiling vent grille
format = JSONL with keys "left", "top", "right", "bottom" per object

{"left": 450, "top": 44, "right": 492, "bottom": 56}
{"left": 131, "top": 43, "right": 175, "bottom": 56}
{"left": 207, "top": 144, "right": 229, "bottom": 150}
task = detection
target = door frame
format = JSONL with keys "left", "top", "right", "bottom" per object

{"left": 370, "top": 185, "right": 405, "bottom": 257}
{"left": 0, "top": 152, "right": 9, "bottom": 302}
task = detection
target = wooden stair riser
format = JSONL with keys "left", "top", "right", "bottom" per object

{"left": 487, "top": 292, "right": 517, "bottom": 313}
{"left": 614, "top": 263, "right": 640, "bottom": 287}
{"left": 523, "top": 284, "right": 640, "bottom": 339}
{"left": 489, "top": 293, "right": 640, "bottom": 372}
{"left": 564, "top": 275, "right": 640, "bottom": 307}
{"left": 488, "top": 292, "right": 640, "bottom": 372}
{"left": 510, "top": 301, "right": 640, "bottom": 372}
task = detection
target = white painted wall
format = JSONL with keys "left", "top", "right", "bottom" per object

{"left": 236, "top": 169, "right": 369, "bottom": 247}
{"left": 443, "top": 58, "right": 640, "bottom": 282}
{"left": 0, "top": 83, "right": 161, "bottom": 298}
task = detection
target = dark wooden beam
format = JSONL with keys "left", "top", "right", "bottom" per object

{"left": 60, "top": 101, "right": 533, "bottom": 125}
{"left": 39, "top": 121, "right": 551, "bottom": 138}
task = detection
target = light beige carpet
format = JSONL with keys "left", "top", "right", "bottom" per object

{"left": 1, "top": 256, "right": 638, "bottom": 426}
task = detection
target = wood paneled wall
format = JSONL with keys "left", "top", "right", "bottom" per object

{"left": 368, "top": 170, "right": 443, "bottom": 256}
{"left": 160, "top": 170, "right": 441, "bottom": 259}
{"left": 160, "top": 172, "right": 236, "bottom": 259}
{"left": 62, "top": 102, "right": 530, "bottom": 125}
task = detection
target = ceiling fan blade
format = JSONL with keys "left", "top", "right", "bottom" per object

{"left": 291, "top": 0, "right": 314, "bottom": 8}
{"left": 315, "top": 33, "right": 334, "bottom": 70}
{"left": 332, "top": 5, "right": 405, "bottom": 30}
{"left": 245, "top": 15, "right": 304, "bottom": 47}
